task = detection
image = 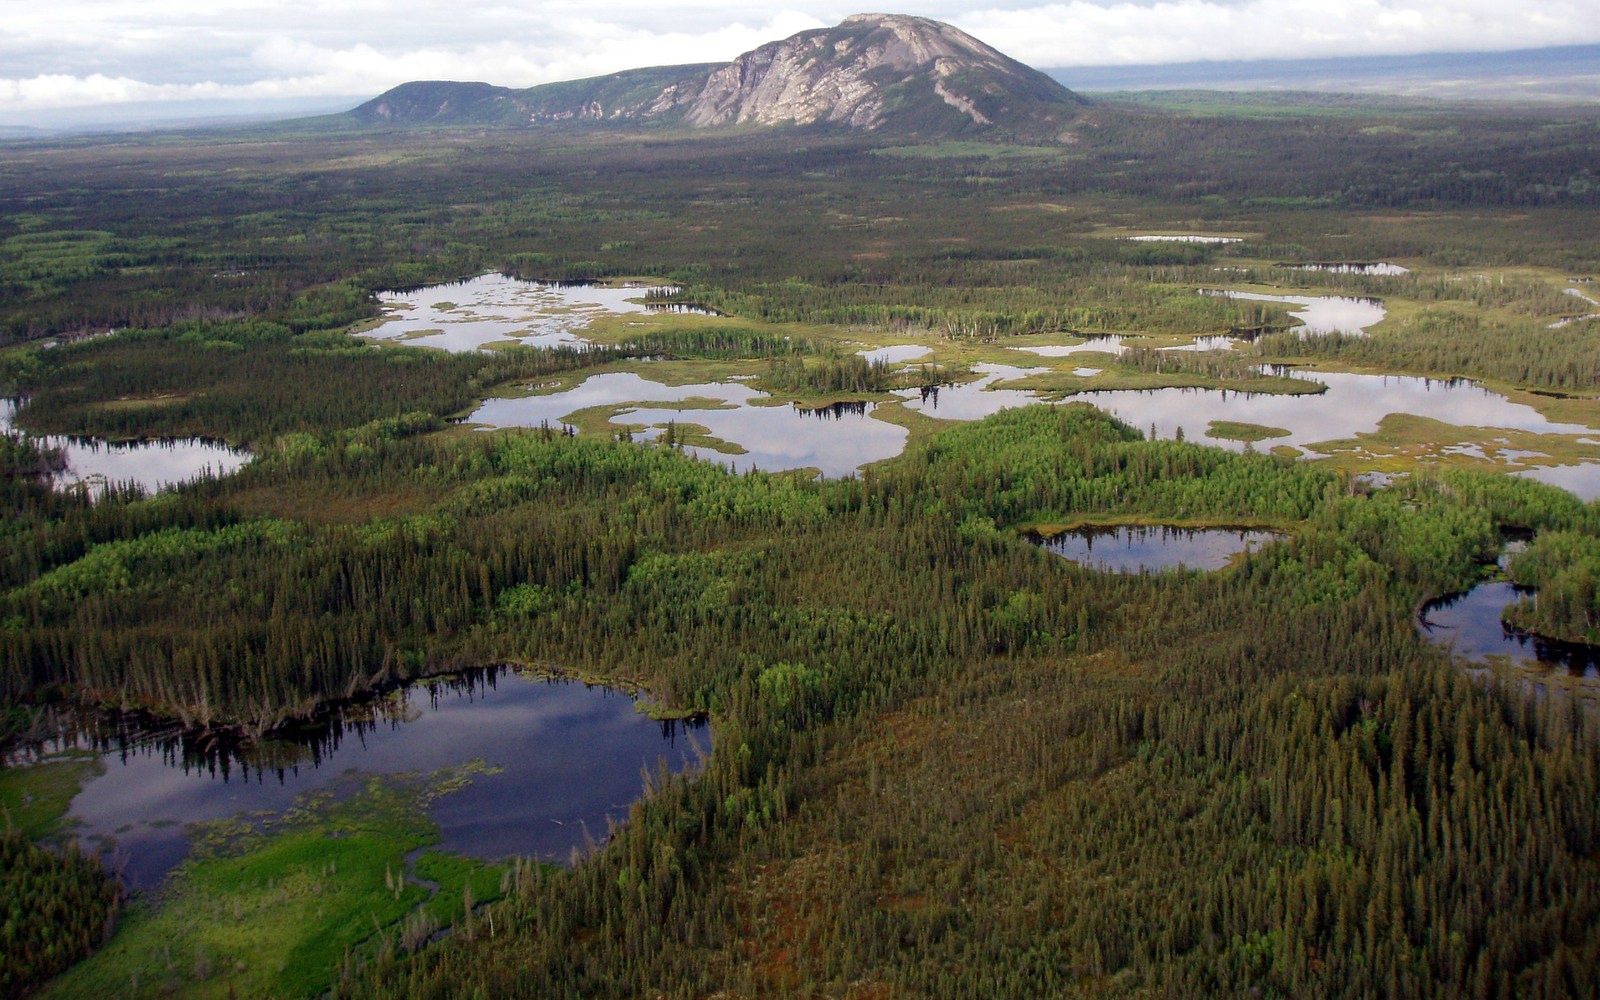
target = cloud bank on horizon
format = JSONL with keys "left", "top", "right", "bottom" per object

{"left": 2, "top": 0, "right": 1596, "bottom": 112}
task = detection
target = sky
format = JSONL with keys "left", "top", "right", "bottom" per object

{"left": 3, "top": 0, "right": 1598, "bottom": 118}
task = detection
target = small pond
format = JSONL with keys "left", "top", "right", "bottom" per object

{"left": 1126, "top": 235, "right": 1242, "bottom": 244}
{"left": 7, "top": 669, "right": 707, "bottom": 890}
{"left": 1, "top": 399, "right": 250, "bottom": 497}
{"left": 1419, "top": 582, "right": 1599, "bottom": 677}
{"left": 1550, "top": 289, "right": 1600, "bottom": 329}
{"left": 1290, "top": 262, "right": 1410, "bottom": 276}
{"left": 1012, "top": 335, "right": 1132, "bottom": 358}
{"left": 1028, "top": 525, "right": 1281, "bottom": 573}
{"left": 361, "top": 273, "right": 708, "bottom": 353}
{"left": 859, "top": 344, "right": 932, "bottom": 364}
{"left": 1203, "top": 289, "right": 1386, "bottom": 337}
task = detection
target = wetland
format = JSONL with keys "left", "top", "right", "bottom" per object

{"left": 2, "top": 102, "right": 1600, "bottom": 998}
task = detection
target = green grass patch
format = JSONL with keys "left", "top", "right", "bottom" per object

{"left": 0, "top": 754, "right": 103, "bottom": 840}
{"left": 38, "top": 762, "right": 503, "bottom": 1000}
{"left": 1208, "top": 420, "right": 1292, "bottom": 442}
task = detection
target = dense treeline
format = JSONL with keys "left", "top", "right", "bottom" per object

{"left": 3, "top": 105, "right": 1598, "bottom": 352}
{"left": 1260, "top": 312, "right": 1600, "bottom": 390}
{"left": 296, "top": 410, "right": 1600, "bottom": 999}
{"left": 1506, "top": 531, "right": 1600, "bottom": 644}
{"left": 0, "top": 830, "right": 120, "bottom": 997}
{"left": 3, "top": 98, "right": 1600, "bottom": 998}
{"left": 4, "top": 392, "right": 1598, "bottom": 996}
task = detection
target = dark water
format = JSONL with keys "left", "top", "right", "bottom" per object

{"left": 8, "top": 669, "right": 708, "bottom": 889}
{"left": 1028, "top": 526, "right": 1281, "bottom": 572}
{"left": 799, "top": 400, "right": 871, "bottom": 419}
{"left": 1418, "top": 582, "right": 1600, "bottom": 676}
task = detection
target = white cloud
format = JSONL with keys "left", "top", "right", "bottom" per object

{"left": 0, "top": 0, "right": 1596, "bottom": 113}
{"left": 958, "top": 0, "right": 1600, "bottom": 67}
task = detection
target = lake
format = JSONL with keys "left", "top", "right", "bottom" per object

{"left": 7, "top": 669, "right": 707, "bottom": 890}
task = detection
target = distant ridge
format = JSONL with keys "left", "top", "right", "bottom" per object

{"left": 353, "top": 14, "right": 1087, "bottom": 139}
{"left": 1051, "top": 44, "right": 1600, "bottom": 103}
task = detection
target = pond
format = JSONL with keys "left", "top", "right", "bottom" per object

{"left": 1012, "top": 335, "right": 1132, "bottom": 358}
{"left": 467, "top": 371, "right": 908, "bottom": 477}
{"left": 7, "top": 669, "right": 707, "bottom": 890}
{"left": 1, "top": 399, "right": 250, "bottom": 497}
{"left": 1550, "top": 288, "right": 1600, "bottom": 328}
{"left": 1419, "top": 582, "right": 1599, "bottom": 677}
{"left": 1203, "top": 289, "right": 1386, "bottom": 337}
{"left": 859, "top": 344, "right": 932, "bottom": 364}
{"left": 1126, "top": 235, "right": 1242, "bottom": 244}
{"left": 360, "top": 273, "right": 707, "bottom": 353}
{"left": 1290, "top": 262, "right": 1410, "bottom": 276}
{"left": 1028, "top": 525, "right": 1281, "bottom": 572}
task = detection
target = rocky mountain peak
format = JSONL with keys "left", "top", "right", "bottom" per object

{"left": 353, "top": 14, "right": 1085, "bottom": 139}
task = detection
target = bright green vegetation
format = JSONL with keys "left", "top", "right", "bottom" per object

{"left": 2, "top": 94, "right": 1600, "bottom": 998}
{"left": 1504, "top": 531, "right": 1600, "bottom": 644}
{"left": 0, "top": 755, "right": 101, "bottom": 839}
{"left": 38, "top": 764, "right": 509, "bottom": 1000}
{"left": 1208, "top": 420, "right": 1292, "bottom": 442}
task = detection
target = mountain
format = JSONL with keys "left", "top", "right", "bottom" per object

{"left": 353, "top": 14, "right": 1087, "bottom": 138}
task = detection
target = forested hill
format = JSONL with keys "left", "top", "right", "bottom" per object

{"left": 351, "top": 13, "right": 1087, "bottom": 139}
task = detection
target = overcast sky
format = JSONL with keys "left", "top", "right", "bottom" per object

{"left": 3, "top": 0, "right": 1597, "bottom": 114}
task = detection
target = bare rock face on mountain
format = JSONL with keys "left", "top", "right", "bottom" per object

{"left": 674, "top": 13, "right": 1079, "bottom": 130}
{"left": 353, "top": 14, "right": 1086, "bottom": 139}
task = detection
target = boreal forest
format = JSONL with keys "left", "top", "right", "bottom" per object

{"left": 1, "top": 46, "right": 1599, "bottom": 1000}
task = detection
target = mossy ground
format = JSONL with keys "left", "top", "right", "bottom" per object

{"left": 36, "top": 763, "right": 511, "bottom": 1000}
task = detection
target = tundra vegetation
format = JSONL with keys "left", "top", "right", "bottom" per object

{"left": 1, "top": 90, "right": 1599, "bottom": 998}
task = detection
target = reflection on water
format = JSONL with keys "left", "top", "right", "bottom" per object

{"left": 1515, "top": 463, "right": 1600, "bottom": 502}
{"left": 1029, "top": 525, "right": 1280, "bottom": 573}
{"left": 1013, "top": 335, "right": 1131, "bottom": 357}
{"left": 628, "top": 399, "right": 907, "bottom": 478}
{"left": 800, "top": 401, "right": 871, "bottom": 419}
{"left": 1, "top": 399, "right": 250, "bottom": 497}
{"left": 1291, "top": 262, "right": 1410, "bottom": 276}
{"left": 468, "top": 365, "right": 1600, "bottom": 490}
{"left": 1126, "top": 235, "right": 1241, "bottom": 244}
{"left": 897, "top": 364, "right": 1049, "bottom": 420}
{"left": 1203, "top": 289, "right": 1386, "bottom": 336}
{"left": 7, "top": 669, "right": 707, "bottom": 890}
{"left": 362, "top": 274, "right": 709, "bottom": 353}
{"left": 1419, "top": 582, "right": 1599, "bottom": 677}
{"left": 1072, "top": 370, "right": 1599, "bottom": 455}
{"left": 468, "top": 372, "right": 907, "bottom": 477}
{"left": 858, "top": 344, "right": 931, "bottom": 364}
{"left": 1162, "top": 335, "right": 1241, "bottom": 353}
{"left": 469, "top": 373, "right": 763, "bottom": 432}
